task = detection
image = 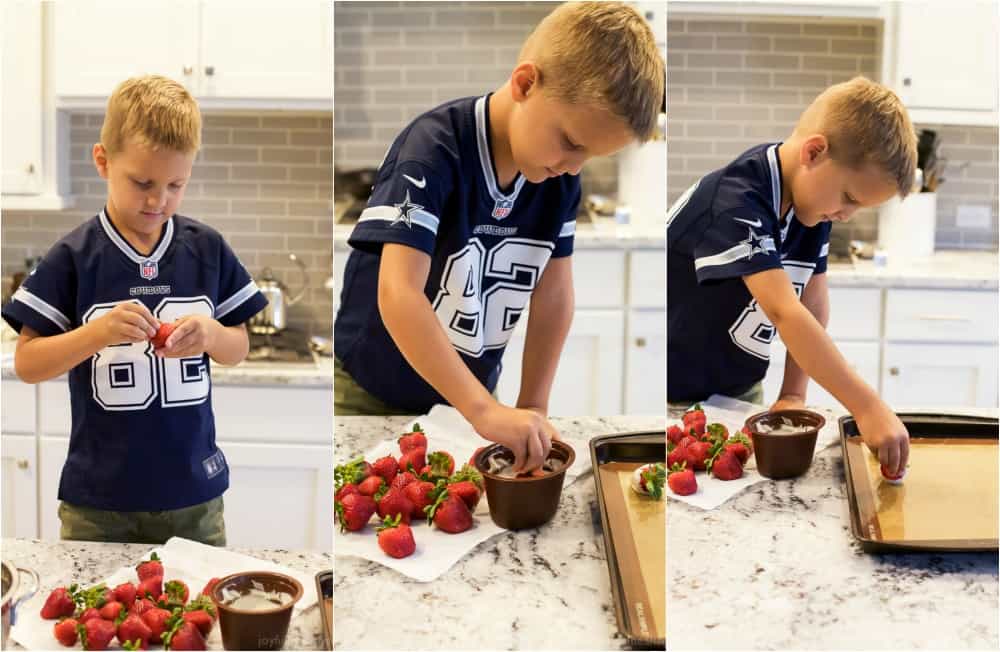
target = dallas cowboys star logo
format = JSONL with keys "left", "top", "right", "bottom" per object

{"left": 392, "top": 190, "right": 423, "bottom": 229}
{"left": 743, "top": 227, "right": 776, "bottom": 260}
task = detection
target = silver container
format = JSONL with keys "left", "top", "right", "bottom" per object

{"left": 249, "top": 254, "right": 308, "bottom": 335}
{"left": 1, "top": 560, "right": 38, "bottom": 649}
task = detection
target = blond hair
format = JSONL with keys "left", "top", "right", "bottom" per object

{"left": 796, "top": 76, "right": 917, "bottom": 196}
{"left": 100, "top": 75, "right": 201, "bottom": 156}
{"left": 519, "top": 2, "right": 664, "bottom": 142}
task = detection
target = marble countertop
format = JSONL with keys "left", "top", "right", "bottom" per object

{"left": 0, "top": 538, "right": 331, "bottom": 651}
{"left": 667, "top": 405, "right": 999, "bottom": 650}
{"left": 333, "top": 414, "right": 664, "bottom": 651}
{"left": 826, "top": 250, "right": 997, "bottom": 289}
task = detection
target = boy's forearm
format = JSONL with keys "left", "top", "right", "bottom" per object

{"left": 207, "top": 323, "right": 251, "bottom": 366}
{"left": 14, "top": 324, "right": 105, "bottom": 383}
{"left": 778, "top": 273, "right": 830, "bottom": 401}
{"left": 517, "top": 259, "right": 574, "bottom": 414}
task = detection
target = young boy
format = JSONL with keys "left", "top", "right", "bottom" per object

{"left": 334, "top": 2, "right": 664, "bottom": 473}
{"left": 2, "top": 75, "right": 267, "bottom": 544}
{"left": 667, "top": 76, "right": 916, "bottom": 476}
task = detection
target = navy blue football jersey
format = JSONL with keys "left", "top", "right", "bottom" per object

{"left": 667, "top": 143, "right": 831, "bottom": 402}
{"left": 2, "top": 209, "right": 267, "bottom": 511}
{"left": 335, "top": 94, "right": 581, "bottom": 412}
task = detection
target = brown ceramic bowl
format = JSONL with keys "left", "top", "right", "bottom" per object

{"left": 745, "top": 409, "right": 826, "bottom": 479}
{"left": 210, "top": 571, "right": 303, "bottom": 651}
{"left": 474, "top": 440, "right": 576, "bottom": 530}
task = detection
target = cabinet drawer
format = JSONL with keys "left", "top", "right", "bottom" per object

{"left": 882, "top": 342, "right": 998, "bottom": 408}
{"left": 1, "top": 378, "right": 35, "bottom": 433}
{"left": 827, "top": 287, "right": 881, "bottom": 340}
{"left": 573, "top": 250, "right": 625, "bottom": 308}
{"left": 628, "top": 249, "right": 666, "bottom": 309}
{"left": 213, "top": 385, "right": 332, "bottom": 445}
{"left": 885, "top": 289, "right": 998, "bottom": 343}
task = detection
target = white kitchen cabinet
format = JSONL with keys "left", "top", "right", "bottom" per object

{"left": 884, "top": 288, "right": 998, "bottom": 344}
{"left": 39, "top": 380, "right": 71, "bottom": 435}
{"left": 2, "top": 1, "right": 43, "bottom": 195}
{"left": 882, "top": 343, "right": 998, "bottom": 408}
{"left": 2, "top": 434, "right": 39, "bottom": 539}
{"left": 827, "top": 287, "right": 881, "bottom": 341}
{"left": 625, "top": 309, "right": 666, "bottom": 414}
{"left": 669, "top": 1, "right": 883, "bottom": 18}
{"left": 498, "top": 309, "right": 625, "bottom": 416}
{"left": 213, "top": 385, "right": 331, "bottom": 445}
{"left": 628, "top": 249, "right": 666, "bottom": 309}
{"left": 763, "top": 339, "right": 880, "bottom": 410}
{"left": 573, "top": 250, "right": 626, "bottom": 308}
{"left": 2, "top": 378, "right": 37, "bottom": 434}
{"left": 38, "top": 435, "right": 68, "bottom": 540}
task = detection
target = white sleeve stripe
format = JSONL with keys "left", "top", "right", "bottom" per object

{"left": 358, "top": 205, "right": 440, "bottom": 235}
{"left": 694, "top": 243, "right": 751, "bottom": 271}
{"left": 559, "top": 220, "right": 576, "bottom": 238}
{"left": 216, "top": 280, "right": 260, "bottom": 319}
{"left": 12, "top": 287, "right": 71, "bottom": 332}
{"left": 819, "top": 243, "right": 830, "bottom": 257}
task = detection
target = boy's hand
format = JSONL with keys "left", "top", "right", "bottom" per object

{"left": 92, "top": 302, "right": 159, "bottom": 346}
{"left": 770, "top": 394, "right": 805, "bottom": 413}
{"left": 155, "top": 315, "right": 220, "bottom": 358}
{"left": 471, "top": 403, "right": 560, "bottom": 474}
{"left": 854, "top": 401, "right": 910, "bottom": 476}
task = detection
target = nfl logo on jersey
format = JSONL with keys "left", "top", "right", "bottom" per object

{"left": 139, "top": 260, "right": 158, "bottom": 280}
{"left": 492, "top": 198, "right": 514, "bottom": 220}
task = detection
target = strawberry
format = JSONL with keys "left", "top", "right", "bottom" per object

{"left": 334, "top": 483, "right": 359, "bottom": 502}
{"left": 397, "top": 447, "right": 427, "bottom": 476}
{"left": 447, "top": 480, "right": 481, "bottom": 511}
{"left": 357, "top": 474, "right": 384, "bottom": 496}
{"left": 637, "top": 463, "right": 666, "bottom": 499}
{"left": 450, "top": 464, "right": 484, "bottom": 490}
{"left": 164, "top": 580, "right": 189, "bottom": 605}
{"left": 685, "top": 440, "right": 711, "bottom": 471}
{"left": 54, "top": 618, "right": 80, "bottom": 646}
{"left": 163, "top": 615, "right": 206, "bottom": 651}
{"left": 113, "top": 582, "right": 137, "bottom": 606}
{"left": 389, "top": 471, "right": 418, "bottom": 492}
{"left": 667, "top": 463, "right": 697, "bottom": 496}
{"left": 375, "top": 514, "right": 417, "bottom": 558}
{"left": 398, "top": 423, "right": 427, "bottom": 454}
{"left": 705, "top": 422, "right": 729, "bottom": 443}
{"left": 150, "top": 322, "right": 175, "bottom": 349}
{"left": 130, "top": 598, "right": 156, "bottom": 617}
{"left": 880, "top": 464, "right": 906, "bottom": 483}
{"left": 140, "top": 607, "right": 172, "bottom": 645}
{"left": 334, "top": 456, "right": 373, "bottom": 490}
{"left": 136, "top": 576, "right": 162, "bottom": 601}
{"left": 682, "top": 405, "right": 707, "bottom": 435}
{"left": 428, "top": 451, "right": 455, "bottom": 476}
{"left": 724, "top": 433, "right": 753, "bottom": 464}
{"left": 376, "top": 487, "right": 415, "bottom": 524}
{"left": 136, "top": 553, "right": 163, "bottom": 583}
{"left": 427, "top": 489, "right": 473, "bottom": 534}
{"left": 79, "top": 608, "right": 102, "bottom": 624}
{"left": 116, "top": 612, "right": 152, "bottom": 650}
{"left": 667, "top": 444, "right": 688, "bottom": 468}
{"left": 199, "top": 578, "right": 220, "bottom": 598}
{"left": 402, "top": 480, "right": 436, "bottom": 519}
{"left": 181, "top": 610, "right": 214, "bottom": 638}
{"left": 710, "top": 449, "right": 744, "bottom": 481}
{"left": 678, "top": 434, "right": 698, "bottom": 449}
{"left": 98, "top": 600, "right": 124, "bottom": 622}
{"left": 372, "top": 455, "right": 399, "bottom": 482}
{"left": 335, "top": 492, "right": 376, "bottom": 532}
{"left": 79, "top": 618, "right": 116, "bottom": 651}
{"left": 40, "top": 586, "right": 77, "bottom": 619}
{"left": 667, "top": 424, "right": 686, "bottom": 445}
{"left": 468, "top": 446, "right": 486, "bottom": 467}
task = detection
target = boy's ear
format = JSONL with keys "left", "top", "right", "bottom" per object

{"left": 92, "top": 143, "right": 110, "bottom": 179}
{"left": 510, "top": 62, "right": 539, "bottom": 103}
{"left": 800, "top": 134, "right": 829, "bottom": 169}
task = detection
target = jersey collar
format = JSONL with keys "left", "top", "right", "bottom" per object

{"left": 475, "top": 95, "right": 526, "bottom": 203}
{"left": 99, "top": 207, "right": 174, "bottom": 265}
{"left": 767, "top": 144, "right": 796, "bottom": 225}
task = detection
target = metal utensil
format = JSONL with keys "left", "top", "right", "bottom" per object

{"left": 2, "top": 560, "right": 39, "bottom": 649}
{"left": 249, "top": 253, "right": 309, "bottom": 335}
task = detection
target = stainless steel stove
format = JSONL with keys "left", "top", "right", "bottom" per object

{"left": 247, "top": 329, "right": 315, "bottom": 364}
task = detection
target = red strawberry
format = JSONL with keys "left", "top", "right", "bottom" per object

{"left": 199, "top": 578, "right": 220, "bottom": 598}
{"left": 140, "top": 607, "right": 172, "bottom": 645}
{"left": 375, "top": 514, "right": 417, "bottom": 558}
{"left": 136, "top": 553, "right": 163, "bottom": 582}
{"left": 80, "top": 618, "right": 116, "bottom": 651}
{"left": 447, "top": 480, "right": 481, "bottom": 511}
{"left": 113, "top": 582, "right": 137, "bottom": 606}
{"left": 427, "top": 490, "right": 473, "bottom": 534}
{"left": 418, "top": 464, "right": 432, "bottom": 477}
{"left": 402, "top": 480, "right": 436, "bottom": 519}
{"left": 667, "top": 445, "right": 687, "bottom": 468}
{"left": 398, "top": 423, "right": 427, "bottom": 453}
{"left": 116, "top": 612, "right": 153, "bottom": 649}
{"left": 98, "top": 601, "right": 124, "bottom": 621}
{"left": 181, "top": 610, "right": 214, "bottom": 637}
{"left": 334, "top": 457, "right": 373, "bottom": 489}
{"left": 880, "top": 464, "right": 906, "bottom": 483}
{"left": 357, "top": 475, "right": 384, "bottom": 497}
{"left": 667, "top": 424, "right": 686, "bottom": 445}
{"left": 376, "top": 487, "right": 415, "bottom": 524}
{"left": 683, "top": 405, "right": 707, "bottom": 435}
{"left": 685, "top": 440, "right": 711, "bottom": 471}
{"left": 150, "top": 322, "right": 175, "bottom": 349}
{"left": 164, "top": 580, "right": 189, "bottom": 605}
{"left": 335, "top": 492, "right": 377, "bottom": 532}
{"left": 163, "top": 617, "right": 206, "bottom": 651}
{"left": 428, "top": 451, "right": 455, "bottom": 476}
{"left": 372, "top": 455, "right": 399, "bottom": 482}
{"left": 724, "top": 433, "right": 753, "bottom": 464}
{"left": 389, "top": 471, "right": 418, "bottom": 492}
{"left": 705, "top": 422, "right": 729, "bottom": 442}
{"left": 130, "top": 598, "right": 156, "bottom": 617}
{"left": 398, "top": 447, "right": 427, "bottom": 476}
{"left": 667, "top": 463, "right": 697, "bottom": 496}
{"left": 54, "top": 618, "right": 79, "bottom": 646}
{"left": 334, "top": 483, "right": 359, "bottom": 502}
{"left": 637, "top": 463, "right": 666, "bottom": 498}
{"left": 79, "top": 608, "right": 102, "bottom": 624}
{"left": 710, "top": 450, "right": 744, "bottom": 481}
{"left": 40, "top": 586, "right": 76, "bottom": 619}
{"left": 678, "top": 435, "right": 698, "bottom": 449}
{"left": 468, "top": 446, "right": 486, "bottom": 467}
{"left": 136, "top": 576, "right": 162, "bottom": 601}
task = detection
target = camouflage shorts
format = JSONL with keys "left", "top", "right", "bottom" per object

{"left": 59, "top": 496, "right": 226, "bottom": 546}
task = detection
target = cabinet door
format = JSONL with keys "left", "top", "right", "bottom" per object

{"left": 498, "top": 309, "right": 625, "bottom": 416}
{"left": 882, "top": 343, "right": 998, "bottom": 408}
{"left": 2, "top": 378, "right": 36, "bottom": 434}
{"left": 1, "top": 1, "right": 43, "bottom": 194}
{"left": 764, "top": 338, "right": 880, "bottom": 410}
{"left": 2, "top": 434, "right": 39, "bottom": 539}
{"left": 53, "top": 2, "right": 199, "bottom": 97}
{"left": 895, "top": 3, "right": 998, "bottom": 112}
{"left": 199, "top": 2, "right": 332, "bottom": 99}
{"left": 213, "top": 385, "right": 332, "bottom": 445}
{"left": 625, "top": 309, "right": 666, "bottom": 414}
{"left": 39, "top": 436, "right": 69, "bottom": 540}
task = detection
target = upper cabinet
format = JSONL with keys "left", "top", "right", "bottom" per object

{"left": 668, "top": 1, "right": 883, "bottom": 19}
{"left": 52, "top": 1, "right": 332, "bottom": 108}
{"left": 2, "top": 1, "right": 43, "bottom": 196}
{"left": 884, "top": 2, "right": 998, "bottom": 126}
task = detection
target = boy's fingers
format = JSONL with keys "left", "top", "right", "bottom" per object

{"left": 899, "top": 435, "right": 910, "bottom": 472}
{"left": 525, "top": 433, "right": 544, "bottom": 472}
{"left": 885, "top": 442, "right": 901, "bottom": 477}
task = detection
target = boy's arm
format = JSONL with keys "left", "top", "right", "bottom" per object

{"left": 517, "top": 256, "right": 574, "bottom": 418}
{"left": 379, "top": 243, "right": 556, "bottom": 473}
{"left": 772, "top": 272, "right": 830, "bottom": 412}
{"left": 744, "top": 268, "right": 909, "bottom": 475}
{"left": 157, "top": 317, "right": 250, "bottom": 366}
{"left": 13, "top": 303, "right": 159, "bottom": 383}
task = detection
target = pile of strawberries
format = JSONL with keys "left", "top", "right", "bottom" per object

{"left": 665, "top": 404, "right": 754, "bottom": 496}
{"left": 40, "top": 552, "right": 219, "bottom": 650}
{"left": 334, "top": 424, "right": 485, "bottom": 559}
